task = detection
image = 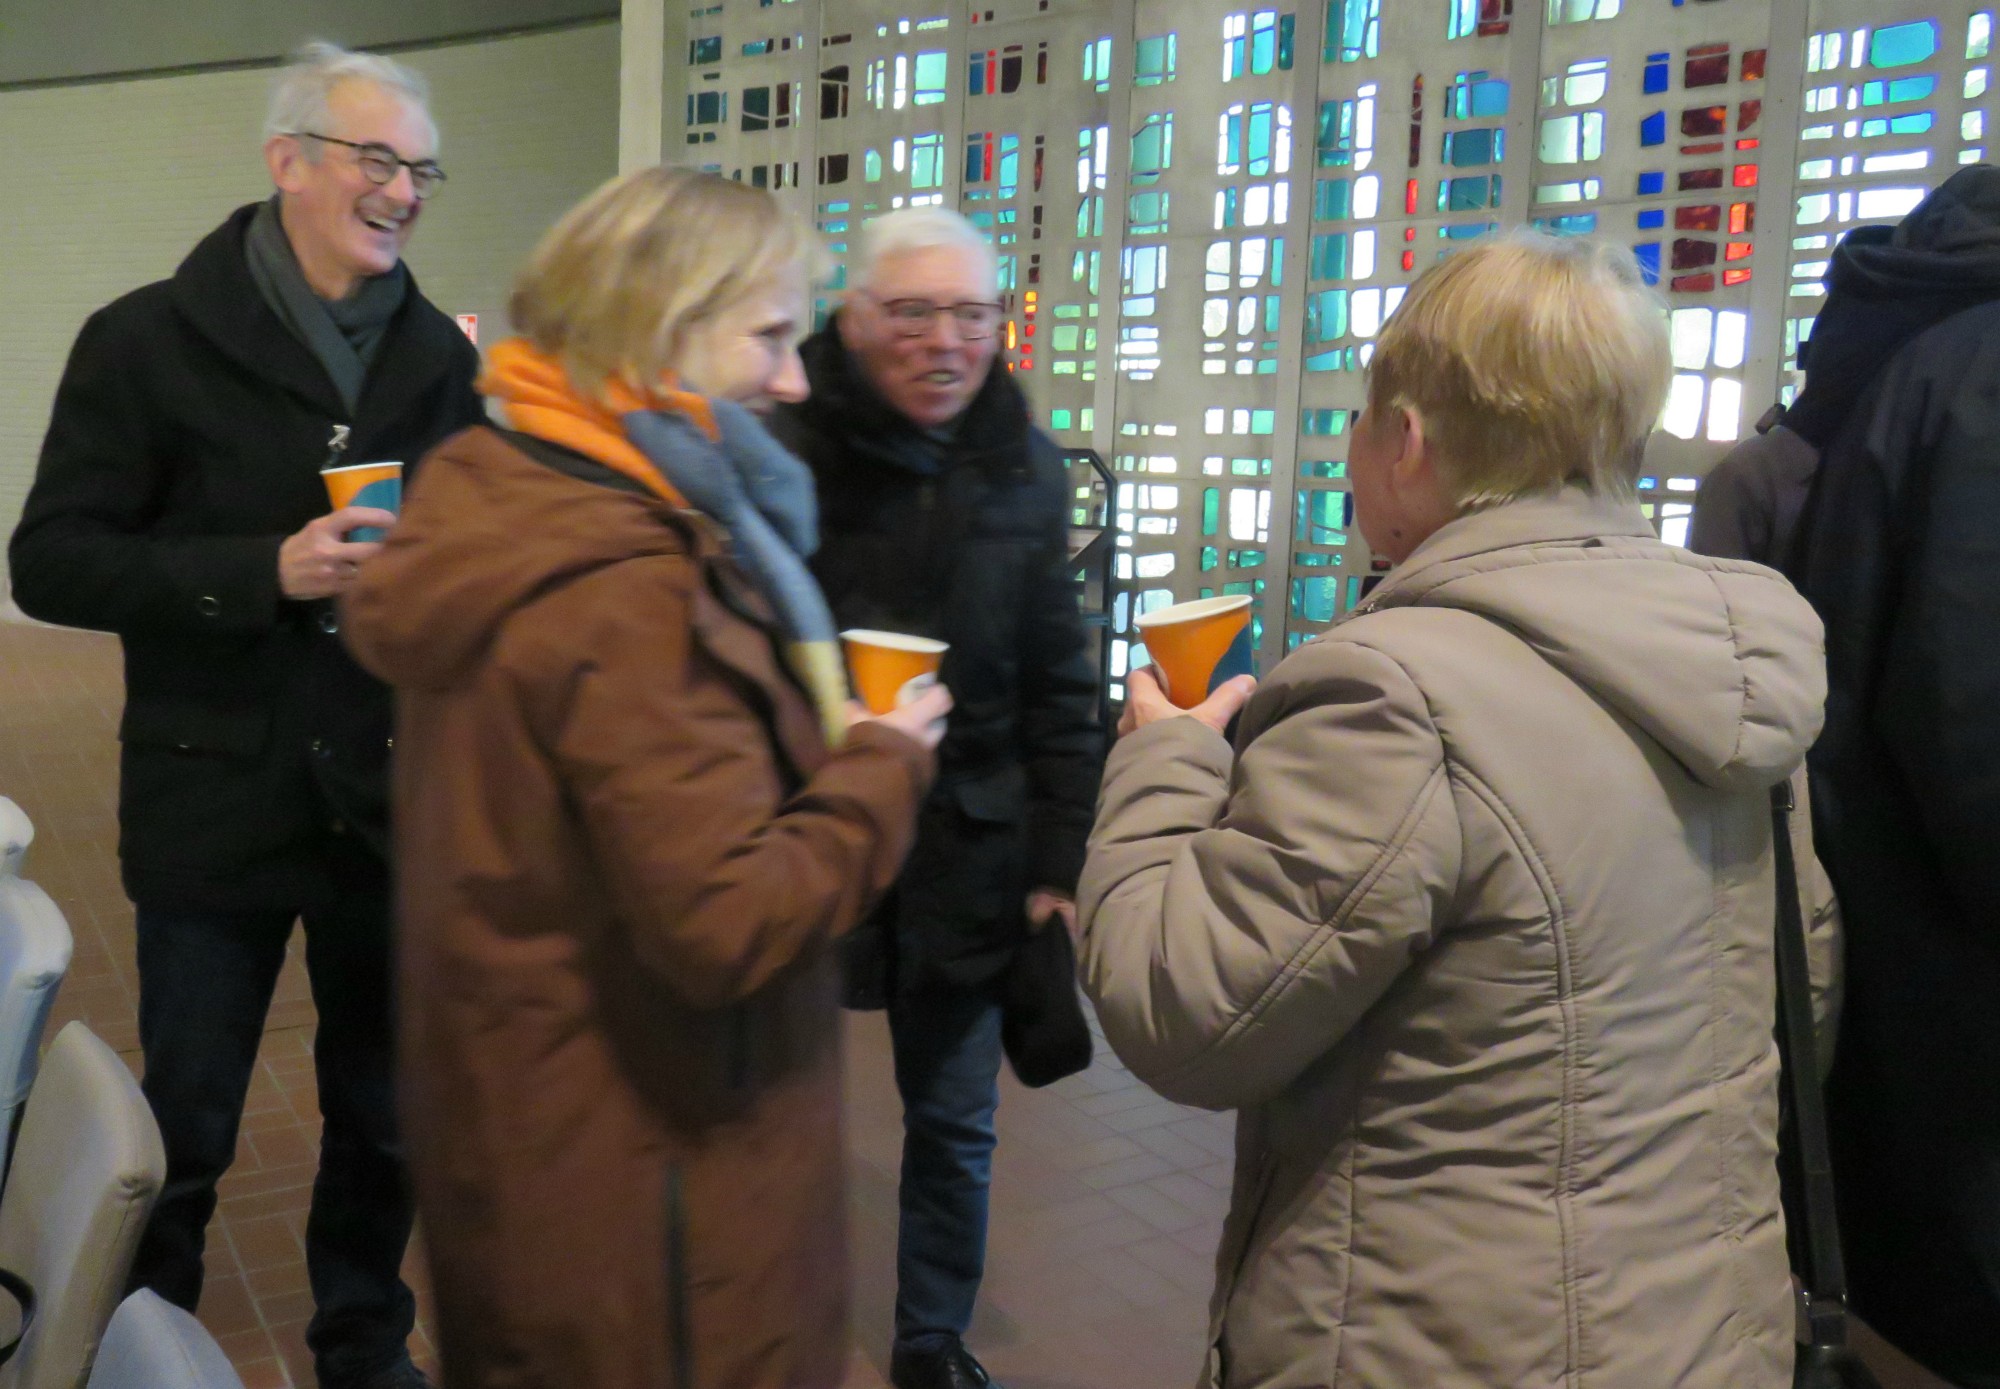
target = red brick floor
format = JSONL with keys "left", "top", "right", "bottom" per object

{"left": 0, "top": 614, "right": 1230, "bottom": 1389}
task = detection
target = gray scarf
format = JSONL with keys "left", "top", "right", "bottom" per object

{"left": 245, "top": 196, "right": 407, "bottom": 415}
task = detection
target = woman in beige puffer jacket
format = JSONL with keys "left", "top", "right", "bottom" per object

{"left": 1079, "top": 234, "right": 1825, "bottom": 1389}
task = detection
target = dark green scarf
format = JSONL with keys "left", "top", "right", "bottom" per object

{"left": 245, "top": 196, "right": 407, "bottom": 415}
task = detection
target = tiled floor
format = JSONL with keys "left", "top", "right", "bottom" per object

{"left": 0, "top": 611, "right": 1959, "bottom": 1389}
{"left": 0, "top": 612, "right": 1230, "bottom": 1389}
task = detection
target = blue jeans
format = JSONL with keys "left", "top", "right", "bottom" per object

{"left": 888, "top": 983, "right": 1004, "bottom": 1355}
{"left": 128, "top": 886, "right": 416, "bottom": 1384}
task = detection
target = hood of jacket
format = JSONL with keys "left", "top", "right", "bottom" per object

{"left": 1363, "top": 488, "right": 1825, "bottom": 792}
{"left": 343, "top": 428, "right": 701, "bottom": 691}
{"left": 1787, "top": 164, "right": 2000, "bottom": 447}
{"left": 785, "top": 315, "right": 1036, "bottom": 477}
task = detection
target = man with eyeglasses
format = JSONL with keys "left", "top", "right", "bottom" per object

{"left": 9, "top": 40, "right": 480, "bottom": 1389}
{"left": 774, "top": 207, "right": 1104, "bottom": 1389}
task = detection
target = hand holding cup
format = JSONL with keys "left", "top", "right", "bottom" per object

{"left": 279, "top": 508, "right": 396, "bottom": 600}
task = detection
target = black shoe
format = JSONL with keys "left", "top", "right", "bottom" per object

{"left": 890, "top": 1338, "right": 1002, "bottom": 1389}
{"left": 323, "top": 1361, "right": 432, "bottom": 1389}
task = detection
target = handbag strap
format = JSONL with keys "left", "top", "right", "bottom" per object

{"left": 1769, "top": 779, "right": 1854, "bottom": 1349}
{"left": 0, "top": 1264, "right": 34, "bottom": 1366}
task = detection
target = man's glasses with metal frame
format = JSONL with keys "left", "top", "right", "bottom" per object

{"left": 290, "top": 132, "right": 447, "bottom": 199}
{"left": 871, "top": 296, "right": 1006, "bottom": 341}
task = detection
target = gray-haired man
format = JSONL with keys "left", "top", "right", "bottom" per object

{"left": 9, "top": 41, "right": 482, "bottom": 1389}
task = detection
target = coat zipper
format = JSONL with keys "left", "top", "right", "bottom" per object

{"left": 666, "top": 1163, "right": 693, "bottom": 1389}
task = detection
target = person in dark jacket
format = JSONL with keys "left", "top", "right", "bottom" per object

{"left": 773, "top": 207, "right": 1104, "bottom": 1389}
{"left": 7, "top": 41, "right": 481, "bottom": 1389}
{"left": 1787, "top": 165, "right": 2000, "bottom": 1387}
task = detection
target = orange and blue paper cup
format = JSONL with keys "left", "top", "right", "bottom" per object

{"left": 1133, "top": 595, "right": 1254, "bottom": 708}
{"left": 842, "top": 630, "right": 949, "bottom": 715}
{"left": 321, "top": 461, "right": 404, "bottom": 543}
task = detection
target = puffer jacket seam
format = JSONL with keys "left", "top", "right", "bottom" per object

{"left": 1148, "top": 759, "right": 1451, "bottom": 1094}
{"left": 1700, "top": 566, "right": 1760, "bottom": 775}
{"left": 1448, "top": 765, "right": 1586, "bottom": 1389}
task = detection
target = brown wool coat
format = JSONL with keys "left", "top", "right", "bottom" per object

{"left": 341, "top": 427, "right": 934, "bottom": 1389}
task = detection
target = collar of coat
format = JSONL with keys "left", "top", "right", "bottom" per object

{"left": 1358, "top": 486, "right": 1660, "bottom": 615}
{"left": 791, "top": 315, "right": 1035, "bottom": 478}
{"left": 166, "top": 202, "right": 470, "bottom": 426}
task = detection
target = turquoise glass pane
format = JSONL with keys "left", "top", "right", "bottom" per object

{"left": 1305, "top": 288, "right": 1348, "bottom": 341}
{"left": 1291, "top": 576, "right": 1341, "bottom": 622}
{"left": 1315, "top": 178, "right": 1351, "bottom": 220}
{"left": 1889, "top": 112, "right": 1935, "bottom": 133}
{"left": 1870, "top": 20, "right": 1938, "bottom": 68}
{"left": 1311, "top": 232, "right": 1349, "bottom": 280}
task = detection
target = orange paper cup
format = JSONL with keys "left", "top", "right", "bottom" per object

{"left": 842, "top": 630, "right": 949, "bottom": 715}
{"left": 1133, "top": 595, "right": 1253, "bottom": 708}
{"left": 321, "top": 461, "right": 404, "bottom": 543}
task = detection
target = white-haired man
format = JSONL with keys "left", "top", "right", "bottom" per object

{"left": 10, "top": 40, "right": 482, "bottom": 1389}
{"left": 773, "top": 208, "right": 1105, "bottom": 1389}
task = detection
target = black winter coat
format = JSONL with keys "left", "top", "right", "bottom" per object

{"left": 1788, "top": 165, "right": 2000, "bottom": 1373}
{"left": 8, "top": 203, "right": 484, "bottom": 911}
{"left": 773, "top": 322, "right": 1104, "bottom": 996}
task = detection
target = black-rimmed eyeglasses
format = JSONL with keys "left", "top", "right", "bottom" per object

{"left": 870, "top": 295, "right": 1006, "bottom": 341}
{"left": 289, "top": 132, "right": 447, "bottom": 198}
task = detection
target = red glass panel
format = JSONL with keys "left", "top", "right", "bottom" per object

{"left": 1681, "top": 141, "right": 1725, "bottom": 155}
{"left": 1674, "top": 204, "right": 1722, "bottom": 231}
{"left": 1723, "top": 268, "right": 1752, "bottom": 286}
{"left": 1738, "top": 99, "right": 1763, "bottom": 130}
{"left": 1402, "top": 249, "right": 1416, "bottom": 271}
{"left": 1728, "top": 201, "right": 1754, "bottom": 233}
{"left": 1732, "top": 163, "right": 1760, "bottom": 187}
{"left": 1725, "top": 241, "right": 1753, "bottom": 261}
{"left": 1671, "top": 237, "right": 1718, "bottom": 270}
{"left": 1670, "top": 272, "right": 1717, "bottom": 292}
{"left": 1682, "top": 105, "right": 1728, "bottom": 137}
{"left": 1741, "top": 49, "right": 1767, "bottom": 81}
{"left": 1736, "top": 137, "right": 1762, "bottom": 150}
{"left": 1685, "top": 45, "right": 1731, "bottom": 88}
{"left": 1405, "top": 178, "right": 1420, "bottom": 214}
{"left": 1679, "top": 167, "right": 1725, "bottom": 190}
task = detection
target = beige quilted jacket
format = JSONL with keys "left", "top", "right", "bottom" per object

{"left": 1079, "top": 489, "right": 1826, "bottom": 1389}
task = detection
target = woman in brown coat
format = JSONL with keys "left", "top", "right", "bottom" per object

{"left": 343, "top": 168, "right": 948, "bottom": 1389}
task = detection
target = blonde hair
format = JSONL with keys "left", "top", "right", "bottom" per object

{"left": 509, "top": 166, "right": 823, "bottom": 401}
{"left": 1366, "top": 231, "right": 1671, "bottom": 507}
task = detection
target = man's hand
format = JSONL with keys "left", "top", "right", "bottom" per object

{"left": 279, "top": 507, "right": 397, "bottom": 600}
{"left": 1028, "top": 888, "right": 1079, "bottom": 946}
{"left": 1118, "top": 665, "right": 1257, "bottom": 739}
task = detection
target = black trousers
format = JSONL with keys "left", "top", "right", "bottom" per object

{"left": 127, "top": 869, "right": 416, "bottom": 1384}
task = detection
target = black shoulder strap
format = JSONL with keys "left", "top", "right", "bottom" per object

{"left": 1770, "top": 780, "right": 1867, "bottom": 1364}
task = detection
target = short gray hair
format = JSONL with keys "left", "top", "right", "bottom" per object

{"left": 851, "top": 206, "right": 998, "bottom": 295}
{"left": 264, "top": 40, "right": 437, "bottom": 152}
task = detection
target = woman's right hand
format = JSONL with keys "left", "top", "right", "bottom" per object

{"left": 851, "top": 683, "right": 954, "bottom": 751}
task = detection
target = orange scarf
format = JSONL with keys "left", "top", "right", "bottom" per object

{"left": 479, "top": 338, "right": 720, "bottom": 505}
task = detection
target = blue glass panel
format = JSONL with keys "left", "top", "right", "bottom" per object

{"left": 1633, "top": 242, "right": 1661, "bottom": 284}
{"left": 1870, "top": 20, "right": 1939, "bottom": 68}
{"left": 1638, "top": 170, "right": 1666, "bottom": 195}
{"left": 1444, "top": 127, "right": 1501, "bottom": 166}
{"left": 1315, "top": 178, "right": 1351, "bottom": 220}
{"left": 1462, "top": 176, "right": 1493, "bottom": 209}
{"left": 1640, "top": 111, "right": 1667, "bottom": 146}
{"left": 1644, "top": 53, "right": 1670, "bottom": 94}
{"left": 1637, "top": 208, "right": 1665, "bottom": 228}
{"left": 1311, "top": 231, "right": 1349, "bottom": 280}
